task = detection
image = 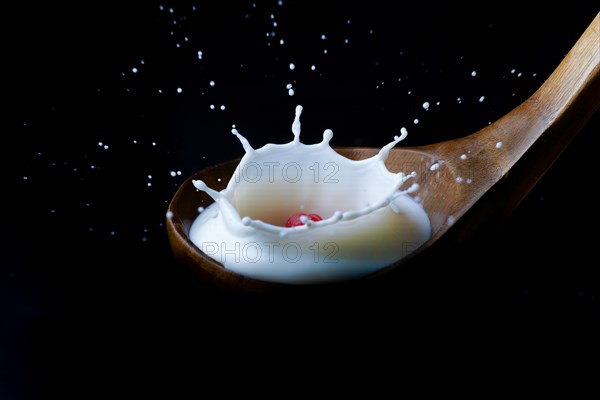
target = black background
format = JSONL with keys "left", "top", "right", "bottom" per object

{"left": 2, "top": 1, "right": 600, "bottom": 397}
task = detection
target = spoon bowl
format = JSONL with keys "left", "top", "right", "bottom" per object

{"left": 167, "top": 12, "right": 600, "bottom": 294}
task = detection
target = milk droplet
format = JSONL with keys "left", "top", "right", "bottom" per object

{"left": 496, "top": 141, "right": 503, "bottom": 148}
{"left": 289, "top": 63, "right": 295, "bottom": 70}
{"left": 292, "top": 105, "right": 302, "bottom": 141}
{"left": 471, "top": 71, "right": 477, "bottom": 77}
{"left": 422, "top": 102, "right": 430, "bottom": 110}
{"left": 399, "top": 127, "right": 408, "bottom": 141}
{"left": 460, "top": 154, "right": 467, "bottom": 160}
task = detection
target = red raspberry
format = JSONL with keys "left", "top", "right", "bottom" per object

{"left": 285, "top": 212, "right": 323, "bottom": 227}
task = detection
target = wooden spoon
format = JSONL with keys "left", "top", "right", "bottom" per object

{"left": 166, "top": 12, "right": 600, "bottom": 294}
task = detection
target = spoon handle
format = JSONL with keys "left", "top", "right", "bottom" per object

{"left": 480, "top": 11, "right": 600, "bottom": 175}
{"left": 531, "top": 12, "right": 600, "bottom": 136}
{"left": 436, "top": 12, "right": 600, "bottom": 244}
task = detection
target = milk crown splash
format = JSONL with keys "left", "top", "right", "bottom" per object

{"left": 189, "top": 105, "right": 431, "bottom": 284}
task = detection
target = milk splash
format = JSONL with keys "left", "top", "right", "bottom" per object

{"left": 189, "top": 106, "right": 431, "bottom": 284}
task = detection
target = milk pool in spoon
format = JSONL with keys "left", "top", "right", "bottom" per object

{"left": 187, "top": 105, "right": 431, "bottom": 284}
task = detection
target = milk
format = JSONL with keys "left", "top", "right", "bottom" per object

{"left": 189, "top": 106, "right": 431, "bottom": 284}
